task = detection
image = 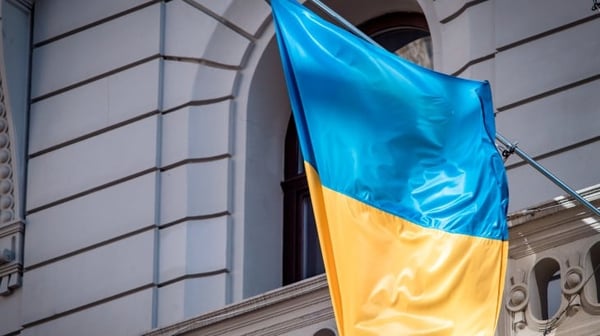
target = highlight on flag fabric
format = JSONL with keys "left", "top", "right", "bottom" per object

{"left": 270, "top": 0, "right": 509, "bottom": 335}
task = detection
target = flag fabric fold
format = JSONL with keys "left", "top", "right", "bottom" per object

{"left": 270, "top": 0, "right": 509, "bottom": 335}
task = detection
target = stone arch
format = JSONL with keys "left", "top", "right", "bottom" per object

{"left": 231, "top": 0, "right": 436, "bottom": 301}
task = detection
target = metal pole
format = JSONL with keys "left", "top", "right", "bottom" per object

{"left": 496, "top": 133, "right": 600, "bottom": 217}
{"left": 282, "top": 0, "right": 600, "bottom": 218}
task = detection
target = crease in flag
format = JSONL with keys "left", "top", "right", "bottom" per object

{"left": 270, "top": 0, "right": 509, "bottom": 335}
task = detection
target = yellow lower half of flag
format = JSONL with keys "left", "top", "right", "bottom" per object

{"left": 306, "top": 165, "right": 508, "bottom": 336}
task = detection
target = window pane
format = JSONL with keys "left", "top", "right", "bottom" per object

{"left": 589, "top": 242, "right": 600, "bottom": 303}
{"left": 532, "top": 258, "right": 561, "bottom": 320}
{"left": 547, "top": 272, "right": 561, "bottom": 319}
{"left": 283, "top": 12, "right": 432, "bottom": 285}
{"left": 300, "top": 195, "right": 324, "bottom": 278}
{"left": 395, "top": 36, "right": 432, "bottom": 69}
{"left": 297, "top": 146, "right": 305, "bottom": 174}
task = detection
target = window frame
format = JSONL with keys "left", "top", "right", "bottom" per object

{"left": 281, "top": 12, "right": 432, "bottom": 285}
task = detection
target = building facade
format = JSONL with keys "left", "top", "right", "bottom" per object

{"left": 0, "top": 0, "right": 598, "bottom": 335}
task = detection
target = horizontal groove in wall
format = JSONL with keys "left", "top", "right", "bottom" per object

{"left": 181, "top": 0, "right": 256, "bottom": 42}
{"left": 161, "top": 155, "right": 231, "bottom": 172}
{"left": 497, "top": 13, "right": 600, "bottom": 52}
{"left": 26, "top": 168, "right": 159, "bottom": 215}
{"left": 451, "top": 53, "right": 495, "bottom": 77}
{"left": 162, "top": 55, "right": 241, "bottom": 71}
{"left": 31, "top": 54, "right": 161, "bottom": 103}
{"left": 2, "top": 330, "right": 21, "bottom": 336}
{"left": 33, "top": 0, "right": 161, "bottom": 48}
{"left": 21, "top": 284, "right": 155, "bottom": 329}
{"left": 24, "top": 226, "right": 156, "bottom": 272}
{"left": 496, "top": 74, "right": 600, "bottom": 112}
{"left": 439, "top": 0, "right": 488, "bottom": 24}
{"left": 32, "top": 56, "right": 238, "bottom": 105}
{"left": 254, "top": 13, "right": 273, "bottom": 40}
{"left": 505, "top": 135, "right": 600, "bottom": 170}
{"left": 159, "top": 211, "right": 230, "bottom": 230}
{"left": 162, "top": 96, "right": 234, "bottom": 115}
{"left": 29, "top": 110, "right": 159, "bottom": 158}
{"left": 158, "top": 269, "right": 229, "bottom": 288}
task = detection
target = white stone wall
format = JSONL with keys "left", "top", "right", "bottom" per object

{"left": 430, "top": 0, "right": 600, "bottom": 211}
{"left": 19, "top": 0, "right": 269, "bottom": 334}
{"left": 0, "top": 0, "right": 598, "bottom": 335}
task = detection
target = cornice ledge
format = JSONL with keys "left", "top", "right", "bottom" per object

{"left": 143, "top": 274, "right": 330, "bottom": 336}
{"left": 507, "top": 184, "right": 600, "bottom": 258}
{"left": 243, "top": 306, "right": 334, "bottom": 336}
{"left": 508, "top": 183, "right": 600, "bottom": 227}
{"left": 0, "top": 219, "right": 24, "bottom": 295}
{"left": 547, "top": 314, "right": 600, "bottom": 336}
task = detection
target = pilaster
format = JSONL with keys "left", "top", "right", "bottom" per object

{"left": 0, "top": 0, "right": 30, "bottom": 296}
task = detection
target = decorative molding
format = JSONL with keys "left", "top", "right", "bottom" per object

{"left": 143, "top": 275, "right": 332, "bottom": 336}
{"left": 241, "top": 307, "right": 334, "bottom": 336}
{"left": 0, "top": 220, "right": 23, "bottom": 296}
{"left": 0, "top": 0, "right": 28, "bottom": 296}
{"left": 0, "top": 75, "right": 16, "bottom": 226}
{"left": 507, "top": 184, "right": 600, "bottom": 259}
{"left": 503, "top": 185, "right": 600, "bottom": 335}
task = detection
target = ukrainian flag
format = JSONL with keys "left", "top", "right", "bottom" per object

{"left": 271, "top": 0, "right": 509, "bottom": 335}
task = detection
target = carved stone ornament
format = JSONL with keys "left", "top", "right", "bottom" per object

{"left": 506, "top": 283, "right": 529, "bottom": 331}
{"left": 0, "top": 39, "right": 23, "bottom": 296}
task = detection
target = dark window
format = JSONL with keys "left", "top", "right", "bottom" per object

{"left": 531, "top": 258, "right": 562, "bottom": 320}
{"left": 281, "top": 12, "right": 432, "bottom": 285}
{"left": 588, "top": 241, "right": 600, "bottom": 302}
{"left": 361, "top": 13, "right": 433, "bottom": 68}
{"left": 281, "top": 120, "right": 324, "bottom": 285}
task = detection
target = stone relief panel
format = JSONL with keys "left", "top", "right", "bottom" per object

{"left": 0, "top": 0, "right": 30, "bottom": 296}
{"left": 0, "top": 70, "right": 22, "bottom": 296}
{"left": 505, "top": 236, "right": 600, "bottom": 335}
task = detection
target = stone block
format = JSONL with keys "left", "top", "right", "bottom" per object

{"left": 203, "top": 22, "right": 252, "bottom": 66}
{"left": 506, "top": 141, "right": 600, "bottom": 212}
{"left": 159, "top": 216, "right": 230, "bottom": 283}
{"left": 220, "top": 0, "right": 272, "bottom": 36}
{"left": 0, "top": 289, "right": 22, "bottom": 336}
{"left": 26, "top": 116, "right": 158, "bottom": 211}
{"left": 432, "top": 0, "right": 470, "bottom": 22}
{"left": 161, "top": 102, "right": 231, "bottom": 167}
{"left": 187, "top": 0, "right": 232, "bottom": 18}
{"left": 21, "top": 289, "right": 153, "bottom": 336}
{"left": 29, "top": 60, "right": 160, "bottom": 154}
{"left": 439, "top": 0, "right": 494, "bottom": 74}
{"left": 31, "top": 3, "right": 160, "bottom": 98}
{"left": 162, "top": 60, "right": 237, "bottom": 111}
{"left": 157, "top": 274, "right": 228, "bottom": 327}
{"left": 25, "top": 172, "right": 157, "bottom": 267}
{"left": 33, "top": 0, "right": 154, "bottom": 43}
{"left": 165, "top": 0, "right": 250, "bottom": 66}
{"left": 495, "top": 20, "right": 599, "bottom": 108}
{"left": 22, "top": 230, "right": 154, "bottom": 324}
{"left": 456, "top": 57, "right": 495, "bottom": 85}
{"left": 495, "top": 0, "right": 595, "bottom": 48}
{"left": 160, "top": 159, "right": 231, "bottom": 225}
{"left": 496, "top": 79, "right": 600, "bottom": 160}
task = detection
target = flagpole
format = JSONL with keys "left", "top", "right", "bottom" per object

{"left": 496, "top": 134, "right": 600, "bottom": 217}
{"left": 269, "top": 0, "right": 600, "bottom": 218}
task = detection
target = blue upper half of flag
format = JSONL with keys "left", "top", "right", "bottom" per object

{"left": 271, "top": 0, "right": 509, "bottom": 240}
